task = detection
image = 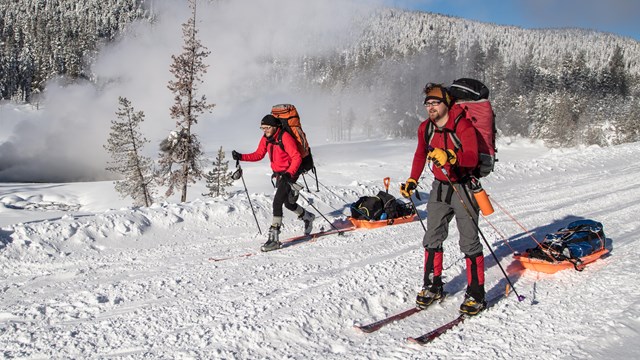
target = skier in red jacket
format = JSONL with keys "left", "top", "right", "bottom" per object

{"left": 400, "top": 83, "right": 486, "bottom": 315}
{"left": 232, "top": 114, "right": 315, "bottom": 251}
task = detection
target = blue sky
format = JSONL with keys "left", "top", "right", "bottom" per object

{"left": 385, "top": 0, "right": 640, "bottom": 41}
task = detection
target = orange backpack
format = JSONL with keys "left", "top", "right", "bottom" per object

{"left": 271, "top": 104, "right": 311, "bottom": 158}
{"left": 271, "top": 104, "right": 316, "bottom": 178}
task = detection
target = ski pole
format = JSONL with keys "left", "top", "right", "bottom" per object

{"left": 312, "top": 166, "right": 320, "bottom": 192}
{"left": 301, "top": 173, "right": 311, "bottom": 192}
{"left": 434, "top": 162, "right": 525, "bottom": 302}
{"left": 408, "top": 194, "right": 427, "bottom": 233}
{"left": 400, "top": 178, "right": 426, "bottom": 232}
{"left": 233, "top": 160, "right": 262, "bottom": 235}
{"left": 297, "top": 190, "right": 345, "bottom": 234}
{"left": 307, "top": 178, "right": 373, "bottom": 221}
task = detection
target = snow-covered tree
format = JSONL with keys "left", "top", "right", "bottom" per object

{"left": 0, "top": 0, "right": 149, "bottom": 101}
{"left": 104, "top": 97, "right": 155, "bottom": 207}
{"left": 203, "top": 146, "right": 234, "bottom": 198}
{"left": 156, "top": 0, "right": 215, "bottom": 202}
{"left": 601, "top": 45, "right": 629, "bottom": 96}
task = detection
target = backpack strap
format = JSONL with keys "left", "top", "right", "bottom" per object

{"left": 448, "top": 113, "right": 464, "bottom": 151}
{"left": 274, "top": 120, "right": 298, "bottom": 152}
{"left": 423, "top": 113, "right": 465, "bottom": 152}
{"left": 275, "top": 129, "right": 286, "bottom": 151}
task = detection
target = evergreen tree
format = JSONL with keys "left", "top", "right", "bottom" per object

{"left": 0, "top": 0, "right": 149, "bottom": 101}
{"left": 559, "top": 53, "right": 575, "bottom": 91}
{"left": 518, "top": 46, "right": 540, "bottom": 94}
{"left": 612, "top": 96, "right": 640, "bottom": 144}
{"left": 203, "top": 146, "right": 234, "bottom": 198}
{"left": 485, "top": 40, "right": 505, "bottom": 91}
{"left": 104, "top": 97, "right": 155, "bottom": 207}
{"left": 468, "top": 40, "right": 487, "bottom": 81}
{"left": 601, "top": 45, "right": 629, "bottom": 96}
{"left": 571, "top": 50, "right": 591, "bottom": 94}
{"left": 156, "top": 0, "right": 215, "bottom": 202}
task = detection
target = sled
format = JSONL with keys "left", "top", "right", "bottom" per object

{"left": 514, "top": 248, "right": 609, "bottom": 274}
{"left": 348, "top": 214, "right": 418, "bottom": 229}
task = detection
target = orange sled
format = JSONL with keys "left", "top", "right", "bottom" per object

{"left": 348, "top": 214, "right": 418, "bottom": 229}
{"left": 514, "top": 248, "right": 609, "bottom": 274}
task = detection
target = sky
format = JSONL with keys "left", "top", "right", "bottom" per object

{"left": 387, "top": 0, "right": 640, "bottom": 41}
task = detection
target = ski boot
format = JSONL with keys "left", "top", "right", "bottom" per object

{"left": 459, "top": 294, "right": 486, "bottom": 316}
{"left": 416, "top": 285, "right": 443, "bottom": 309}
{"left": 261, "top": 225, "right": 282, "bottom": 252}
{"left": 299, "top": 210, "right": 315, "bottom": 235}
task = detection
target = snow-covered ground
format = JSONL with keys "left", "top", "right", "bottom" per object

{"left": 1, "top": 138, "right": 639, "bottom": 359}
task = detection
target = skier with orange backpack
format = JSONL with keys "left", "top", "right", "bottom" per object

{"left": 232, "top": 114, "right": 315, "bottom": 252}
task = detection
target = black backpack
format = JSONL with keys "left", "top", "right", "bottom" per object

{"left": 350, "top": 196, "right": 383, "bottom": 220}
{"left": 448, "top": 78, "right": 490, "bottom": 101}
{"left": 351, "top": 191, "right": 415, "bottom": 220}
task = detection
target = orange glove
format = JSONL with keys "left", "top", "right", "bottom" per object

{"left": 427, "top": 148, "right": 457, "bottom": 167}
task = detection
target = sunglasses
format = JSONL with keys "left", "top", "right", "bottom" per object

{"left": 424, "top": 100, "right": 443, "bottom": 107}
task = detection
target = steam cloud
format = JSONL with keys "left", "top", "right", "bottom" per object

{"left": 0, "top": 0, "right": 383, "bottom": 182}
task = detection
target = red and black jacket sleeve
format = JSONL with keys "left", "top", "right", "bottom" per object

{"left": 240, "top": 129, "right": 302, "bottom": 177}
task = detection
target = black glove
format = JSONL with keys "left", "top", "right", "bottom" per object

{"left": 232, "top": 150, "right": 242, "bottom": 161}
{"left": 273, "top": 172, "right": 292, "bottom": 187}
{"left": 281, "top": 172, "right": 292, "bottom": 183}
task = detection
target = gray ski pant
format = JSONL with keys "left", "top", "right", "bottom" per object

{"left": 423, "top": 179, "right": 483, "bottom": 256}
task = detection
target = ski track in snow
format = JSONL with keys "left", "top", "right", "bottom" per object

{"left": 1, "top": 140, "right": 640, "bottom": 359}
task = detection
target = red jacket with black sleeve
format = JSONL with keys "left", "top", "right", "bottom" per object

{"left": 410, "top": 105, "right": 479, "bottom": 183}
{"left": 240, "top": 128, "right": 302, "bottom": 178}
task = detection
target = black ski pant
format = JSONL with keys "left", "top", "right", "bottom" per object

{"left": 273, "top": 178, "right": 300, "bottom": 217}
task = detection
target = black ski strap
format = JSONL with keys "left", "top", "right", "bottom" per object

{"left": 444, "top": 183, "right": 454, "bottom": 205}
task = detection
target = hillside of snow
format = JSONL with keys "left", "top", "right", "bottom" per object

{"left": 353, "top": 8, "right": 640, "bottom": 75}
{"left": 1, "top": 138, "right": 640, "bottom": 359}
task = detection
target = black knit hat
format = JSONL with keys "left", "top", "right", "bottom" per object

{"left": 261, "top": 114, "right": 281, "bottom": 127}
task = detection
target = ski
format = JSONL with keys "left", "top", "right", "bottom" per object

{"left": 208, "top": 225, "right": 357, "bottom": 261}
{"left": 354, "top": 293, "right": 448, "bottom": 333}
{"left": 407, "top": 293, "right": 504, "bottom": 345}
{"left": 407, "top": 314, "right": 466, "bottom": 345}
{"left": 279, "top": 226, "right": 357, "bottom": 248}
{"left": 354, "top": 307, "right": 421, "bottom": 333}
{"left": 208, "top": 252, "right": 254, "bottom": 262}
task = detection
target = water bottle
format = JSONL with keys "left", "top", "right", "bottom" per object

{"left": 380, "top": 212, "right": 388, "bottom": 220}
{"left": 469, "top": 177, "right": 494, "bottom": 216}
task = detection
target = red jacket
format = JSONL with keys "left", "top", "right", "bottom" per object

{"left": 410, "top": 105, "right": 478, "bottom": 183}
{"left": 241, "top": 128, "right": 302, "bottom": 177}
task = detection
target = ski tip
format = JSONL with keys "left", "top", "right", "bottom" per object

{"left": 407, "top": 337, "right": 427, "bottom": 345}
{"left": 353, "top": 325, "right": 373, "bottom": 333}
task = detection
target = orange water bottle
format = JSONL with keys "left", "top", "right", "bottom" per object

{"left": 470, "top": 177, "right": 494, "bottom": 216}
